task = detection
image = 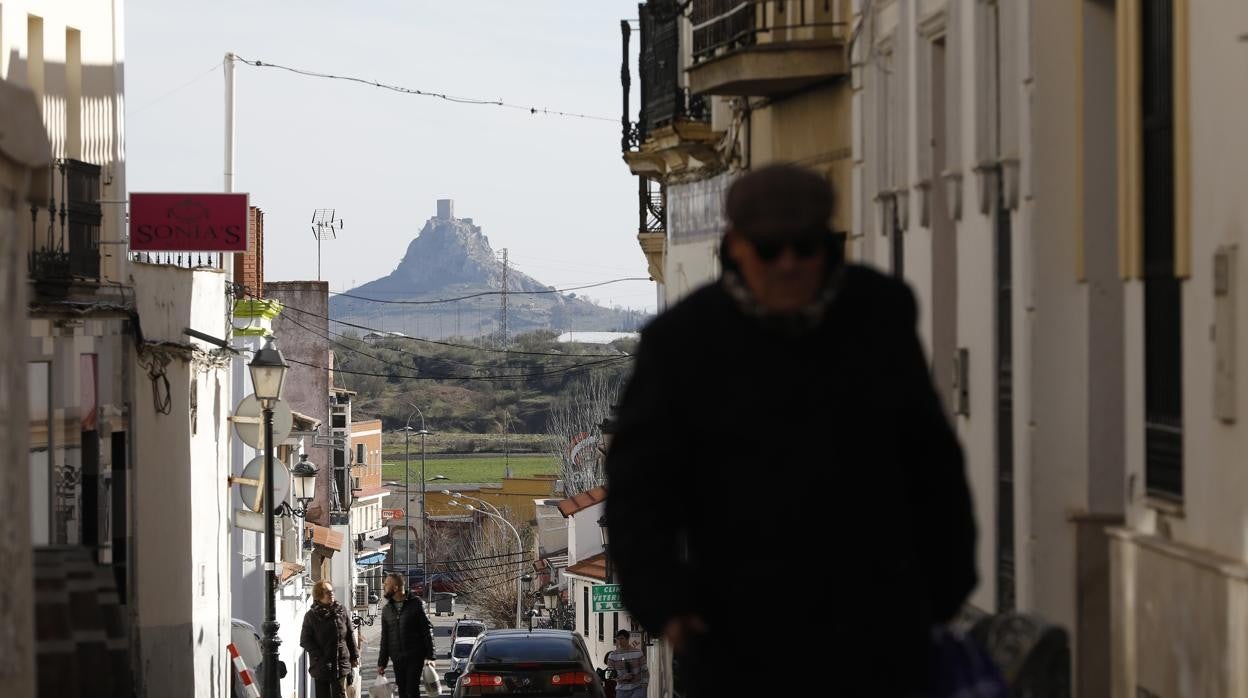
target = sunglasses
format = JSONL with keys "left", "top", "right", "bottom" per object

{"left": 751, "top": 236, "right": 826, "bottom": 262}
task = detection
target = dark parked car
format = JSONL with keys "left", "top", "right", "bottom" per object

{"left": 451, "top": 629, "right": 605, "bottom": 697}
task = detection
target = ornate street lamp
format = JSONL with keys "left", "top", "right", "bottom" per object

{"left": 597, "top": 406, "right": 619, "bottom": 456}
{"left": 598, "top": 515, "right": 612, "bottom": 583}
{"left": 249, "top": 338, "right": 288, "bottom": 407}
{"left": 249, "top": 337, "right": 287, "bottom": 698}
{"left": 289, "top": 453, "right": 318, "bottom": 517}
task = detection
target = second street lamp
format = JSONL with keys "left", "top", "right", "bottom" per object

{"left": 289, "top": 454, "right": 318, "bottom": 517}
{"left": 598, "top": 515, "right": 612, "bottom": 584}
{"left": 404, "top": 402, "right": 431, "bottom": 602}
{"left": 249, "top": 337, "right": 288, "bottom": 698}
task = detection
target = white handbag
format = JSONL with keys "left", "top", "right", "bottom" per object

{"left": 422, "top": 661, "right": 442, "bottom": 695}
{"left": 370, "top": 675, "right": 393, "bottom": 698}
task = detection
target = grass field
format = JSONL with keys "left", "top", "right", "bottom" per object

{"left": 382, "top": 454, "right": 559, "bottom": 484}
{"left": 381, "top": 432, "right": 549, "bottom": 457}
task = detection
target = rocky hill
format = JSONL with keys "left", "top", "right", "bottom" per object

{"left": 329, "top": 200, "right": 647, "bottom": 337}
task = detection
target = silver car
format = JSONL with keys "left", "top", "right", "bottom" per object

{"left": 444, "top": 635, "right": 480, "bottom": 687}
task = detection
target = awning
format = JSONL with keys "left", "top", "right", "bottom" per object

{"left": 305, "top": 522, "right": 344, "bottom": 552}
{"left": 356, "top": 553, "right": 387, "bottom": 566}
{"left": 279, "top": 562, "right": 305, "bottom": 585}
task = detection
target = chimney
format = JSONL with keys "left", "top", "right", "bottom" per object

{"left": 233, "top": 206, "right": 264, "bottom": 297}
{"left": 437, "top": 199, "right": 454, "bottom": 220}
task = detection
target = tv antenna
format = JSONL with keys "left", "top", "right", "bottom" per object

{"left": 311, "top": 209, "right": 344, "bottom": 280}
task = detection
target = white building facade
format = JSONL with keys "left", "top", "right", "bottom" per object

{"left": 854, "top": 1, "right": 1248, "bottom": 696}
{"left": 129, "top": 262, "right": 233, "bottom": 698}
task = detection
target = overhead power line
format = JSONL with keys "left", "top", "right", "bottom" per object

{"left": 243, "top": 288, "right": 634, "bottom": 359}
{"left": 285, "top": 313, "right": 507, "bottom": 371}
{"left": 234, "top": 55, "right": 617, "bottom": 123}
{"left": 128, "top": 62, "right": 222, "bottom": 116}
{"left": 285, "top": 354, "right": 631, "bottom": 383}
{"left": 428, "top": 550, "right": 529, "bottom": 565}
{"left": 330, "top": 276, "right": 651, "bottom": 305}
{"left": 278, "top": 309, "right": 632, "bottom": 381}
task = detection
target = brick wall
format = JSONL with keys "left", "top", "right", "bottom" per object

{"left": 233, "top": 206, "right": 264, "bottom": 297}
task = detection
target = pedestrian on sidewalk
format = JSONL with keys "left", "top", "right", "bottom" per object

{"left": 300, "top": 580, "right": 360, "bottom": 698}
{"left": 605, "top": 164, "right": 978, "bottom": 697}
{"left": 606, "top": 630, "right": 648, "bottom": 698}
{"left": 377, "top": 572, "right": 436, "bottom": 697}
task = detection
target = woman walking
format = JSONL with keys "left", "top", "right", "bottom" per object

{"left": 300, "top": 580, "right": 360, "bottom": 698}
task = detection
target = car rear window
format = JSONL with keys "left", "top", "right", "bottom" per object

{"left": 457, "top": 624, "right": 484, "bottom": 637}
{"left": 453, "top": 642, "right": 475, "bottom": 658}
{"left": 473, "top": 637, "right": 581, "bottom": 663}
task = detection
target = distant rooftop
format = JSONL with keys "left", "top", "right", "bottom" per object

{"left": 555, "top": 331, "right": 637, "bottom": 345}
{"left": 558, "top": 486, "right": 607, "bottom": 518}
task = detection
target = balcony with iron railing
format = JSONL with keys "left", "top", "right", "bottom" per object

{"left": 622, "top": 1, "right": 722, "bottom": 182}
{"left": 688, "top": 0, "right": 851, "bottom": 96}
{"left": 29, "top": 159, "right": 103, "bottom": 288}
{"left": 128, "top": 251, "right": 225, "bottom": 270}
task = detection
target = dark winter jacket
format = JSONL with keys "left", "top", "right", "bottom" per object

{"left": 299, "top": 601, "right": 358, "bottom": 680}
{"left": 377, "top": 596, "right": 435, "bottom": 669}
{"left": 604, "top": 264, "right": 977, "bottom": 697}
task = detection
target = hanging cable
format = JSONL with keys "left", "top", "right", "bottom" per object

{"left": 128, "top": 62, "right": 222, "bottom": 116}
{"left": 286, "top": 354, "right": 632, "bottom": 383}
{"left": 234, "top": 56, "right": 617, "bottom": 122}
{"left": 285, "top": 310, "right": 632, "bottom": 380}
{"left": 329, "top": 277, "right": 652, "bottom": 305}
{"left": 240, "top": 287, "right": 633, "bottom": 359}
{"left": 279, "top": 309, "right": 632, "bottom": 380}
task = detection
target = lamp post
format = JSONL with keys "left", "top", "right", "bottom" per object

{"left": 522, "top": 575, "right": 534, "bottom": 630}
{"left": 597, "top": 515, "right": 612, "bottom": 584}
{"left": 596, "top": 407, "right": 618, "bottom": 457}
{"left": 443, "top": 490, "right": 503, "bottom": 517}
{"left": 249, "top": 337, "right": 288, "bottom": 698}
{"left": 405, "top": 402, "right": 431, "bottom": 605}
{"left": 451, "top": 501, "right": 524, "bottom": 628}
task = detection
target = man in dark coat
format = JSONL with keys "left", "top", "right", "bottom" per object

{"left": 604, "top": 164, "right": 978, "bottom": 697}
{"left": 300, "top": 580, "right": 359, "bottom": 698}
{"left": 377, "top": 572, "right": 436, "bottom": 697}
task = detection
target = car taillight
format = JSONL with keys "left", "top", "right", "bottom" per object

{"left": 550, "top": 672, "right": 595, "bottom": 685}
{"left": 461, "top": 673, "right": 504, "bottom": 687}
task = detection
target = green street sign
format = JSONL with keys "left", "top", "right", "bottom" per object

{"left": 591, "top": 584, "right": 623, "bottom": 613}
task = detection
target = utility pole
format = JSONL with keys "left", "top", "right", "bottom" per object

{"left": 224, "top": 52, "right": 235, "bottom": 194}
{"left": 420, "top": 424, "right": 429, "bottom": 606}
{"left": 403, "top": 425, "right": 411, "bottom": 568}
{"left": 498, "top": 249, "right": 509, "bottom": 349}
{"left": 223, "top": 52, "right": 235, "bottom": 277}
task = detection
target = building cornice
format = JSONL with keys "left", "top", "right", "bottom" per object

{"left": 234, "top": 298, "right": 283, "bottom": 320}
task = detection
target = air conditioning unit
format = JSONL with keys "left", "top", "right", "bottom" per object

{"left": 353, "top": 582, "right": 368, "bottom": 609}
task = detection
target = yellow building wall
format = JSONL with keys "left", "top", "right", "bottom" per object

{"left": 424, "top": 476, "right": 559, "bottom": 524}
{"left": 748, "top": 83, "right": 855, "bottom": 234}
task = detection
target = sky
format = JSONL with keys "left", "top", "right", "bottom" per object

{"left": 124, "top": 0, "right": 656, "bottom": 312}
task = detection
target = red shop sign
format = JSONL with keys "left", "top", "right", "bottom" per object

{"left": 129, "top": 192, "right": 249, "bottom": 252}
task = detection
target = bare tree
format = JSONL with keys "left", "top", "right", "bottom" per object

{"left": 546, "top": 371, "right": 623, "bottom": 496}
{"left": 451, "top": 513, "right": 533, "bottom": 629}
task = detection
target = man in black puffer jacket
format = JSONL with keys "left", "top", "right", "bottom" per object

{"left": 605, "top": 165, "right": 978, "bottom": 697}
{"left": 300, "top": 580, "right": 359, "bottom": 698}
{"left": 378, "top": 572, "right": 436, "bottom": 697}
